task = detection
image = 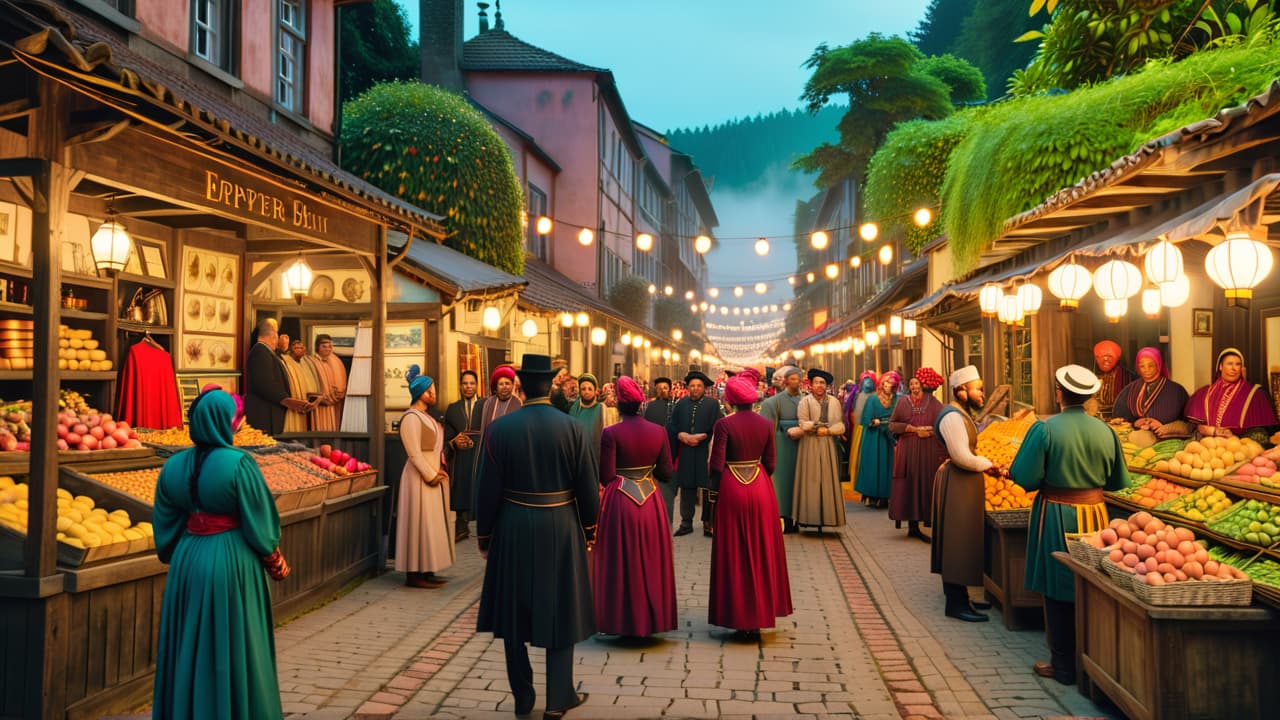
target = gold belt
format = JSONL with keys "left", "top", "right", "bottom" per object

{"left": 727, "top": 460, "right": 761, "bottom": 485}
{"left": 503, "top": 489, "right": 575, "bottom": 508}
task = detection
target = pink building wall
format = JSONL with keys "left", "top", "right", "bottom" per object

{"left": 135, "top": 0, "right": 187, "bottom": 53}
{"left": 307, "top": 0, "right": 336, "bottom": 133}
{"left": 241, "top": 1, "right": 274, "bottom": 109}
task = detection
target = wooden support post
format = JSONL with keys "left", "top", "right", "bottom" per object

{"left": 370, "top": 227, "right": 388, "bottom": 569}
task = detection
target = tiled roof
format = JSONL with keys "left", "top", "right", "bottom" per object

{"left": 3, "top": 0, "right": 446, "bottom": 236}
{"left": 463, "top": 30, "right": 605, "bottom": 73}
{"left": 392, "top": 233, "right": 525, "bottom": 297}
{"left": 517, "top": 257, "right": 618, "bottom": 316}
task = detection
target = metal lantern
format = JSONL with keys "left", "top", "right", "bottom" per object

{"left": 1144, "top": 237, "right": 1183, "bottom": 285}
{"left": 280, "top": 256, "right": 313, "bottom": 305}
{"left": 90, "top": 218, "right": 133, "bottom": 274}
{"left": 1047, "top": 261, "right": 1092, "bottom": 311}
{"left": 1159, "top": 274, "right": 1191, "bottom": 308}
{"left": 1016, "top": 283, "right": 1043, "bottom": 316}
{"left": 1103, "top": 298, "right": 1127, "bottom": 323}
{"left": 1205, "top": 229, "right": 1274, "bottom": 307}
{"left": 978, "top": 283, "right": 1003, "bottom": 318}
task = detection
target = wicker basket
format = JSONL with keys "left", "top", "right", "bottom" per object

{"left": 1131, "top": 577, "right": 1253, "bottom": 606}
{"left": 1102, "top": 557, "right": 1137, "bottom": 591}
{"left": 1065, "top": 533, "right": 1116, "bottom": 569}
{"left": 987, "top": 507, "right": 1031, "bottom": 528}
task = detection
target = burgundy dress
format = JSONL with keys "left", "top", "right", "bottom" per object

{"left": 708, "top": 411, "right": 793, "bottom": 631}
{"left": 594, "top": 415, "right": 678, "bottom": 636}
{"left": 888, "top": 394, "right": 947, "bottom": 523}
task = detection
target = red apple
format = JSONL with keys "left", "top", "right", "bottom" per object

{"left": 14, "top": 442, "right": 28, "bottom": 452}
{"left": 89, "top": 426, "right": 105, "bottom": 440}
{"left": 111, "top": 428, "right": 130, "bottom": 446}
{"left": 56, "top": 438, "right": 68, "bottom": 451}
{"left": 0, "top": 434, "right": 16, "bottom": 452}
{"left": 81, "top": 435, "right": 99, "bottom": 450}
{"left": 100, "top": 436, "right": 118, "bottom": 450}
{"left": 357, "top": 462, "right": 371, "bottom": 472}
{"left": 345, "top": 457, "right": 360, "bottom": 473}
{"left": 65, "top": 432, "right": 82, "bottom": 446}
{"left": 117, "top": 421, "right": 131, "bottom": 431}
{"left": 102, "top": 420, "right": 117, "bottom": 435}
{"left": 56, "top": 424, "right": 69, "bottom": 439}
{"left": 125, "top": 439, "right": 141, "bottom": 449}
{"left": 73, "top": 423, "right": 88, "bottom": 436}
{"left": 330, "top": 450, "right": 346, "bottom": 465}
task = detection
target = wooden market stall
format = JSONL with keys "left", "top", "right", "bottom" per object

{"left": 0, "top": 4, "right": 448, "bottom": 717}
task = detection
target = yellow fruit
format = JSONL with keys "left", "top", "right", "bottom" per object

{"left": 62, "top": 537, "right": 85, "bottom": 549}
{"left": 56, "top": 516, "right": 72, "bottom": 532}
{"left": 73, "top": 495, "right": 94, "bottom": 508}
{"left": 66, "top": 522, "right": 89, "bottom": 539}
{"left": 0, "top": 477, "right": 14, "bottom": 490}
{"left": 99, "top": 521, "right": 124, "bottom": 535}
{"left": 80, "top": 533, "right": 102, "bottom": 548}
{"left": 55, "top": 488, "right": 72, "bottom": 500}
{"left": 135, "top": 522, "right": 153, "bottom": 537}
{"left": 64, "top": 508, "right": 83, "bottom": 523}
{"left": 122, "top": 528, "right": 143, "bottom": 541}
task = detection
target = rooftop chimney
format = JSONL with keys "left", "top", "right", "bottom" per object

{"left": 478, "top": 2, "right": 489, "bottom": 33}
{"left": 420, "top": 0, "right": 465, "bottom": 91}
{"left": 494, "top": 0, "right": 504, "bottom": 31}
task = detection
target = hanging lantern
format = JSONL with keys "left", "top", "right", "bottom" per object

{"left": 890, "top": 315, "right": 903, "bottom": 335}
{"left": 690, "top": 349, "right": 701, "bottom": 359}
{"left": 877, "top": 323, "right": 887, "bottom": 336}
{"left": 699, "top": 301, "right": 708, "bottom": 311}
{"left": 280, "top": 256, "right": 313, "bottom": 305}
{"left": 754, "top": 282, "right": 768, "bottom": 294}
{"left": 1103, "top": 298, "right": 1127, "bottom": 323}
{"left": 643, "top": 338, "right": 652, "bottom": 348}
{"left": 632, "top": 334, "right": 644, "bottom": 348}
{"left": 1205, "top": 228, "right": 1273, "bottom": 307}
{"left": 806, "top": 272, "right": 816, "bottom": 283}
{"left": 647, "top": 283, "right": 657, "bottom": 295}
{"left": 866, "top": 331, "right": 881, "bottom": 348}
{"left": 661, "top": 348, "right": 671, "bottom": 359}
{"left": 787, "top": 276, "right": 797, "bottom": 286}
{"left": 694, "top": 235, "right": 712, "bottom": 254}
{"left": 636, "top": 233, "right": 654, "bottom": 252}
{"left": 590, "top": 327, "right": 607, "bottom": 346}
{"left": 482, "top": 305, "right": 502, "bottom": 331}
{"left": 851, "top": 256, "right": 862, "bottom": 268}
{"left": 904, "top": 319, "right": 918, "bottom": 338}
{"left": 754, "top": 238, "right": 770, "bottom": 256}
{"left": 978, "top": 283, "right": 1003, "bottom": 317}
{"left": 672, "top": 329, "right": 683, "bottom": 341}
{"left": 535, "top": 216, "right": 553, "bottom": 235}
{"left": 1144, "top": 237, "right": 1183, "bottom": 285}
{"left": 1016, "top": 283, "right": 1043, "bottom": 316}
{"left": 853, "top": 338, "right": 865, "bottom": 354}
{"left": 521, "top": 318, "right": 538, "bottom": 338}
{"left": 650, "top": 348, "right": 661, "bottom": 359}
{"left": 663, "top": 285, "right": 674, "bottom": 296}
{"left": 708, "top": 287, "right": 720, "bottom": 298}
{"left": 811, "top": 231, "right": 829, "bottom": 250}
{"left": 997, "top": 294, "right": 1023, "bottom": 325}
{"left": 824, "top": 263, "right": 839, "bottom": 280}
{"left": 575, "top": 312, "right": 590, "bottom": 327}
{"left": 1047, "top": 261, "right": 1092, "bottom": 311}
{"left": 812, "top": 344, "right": 825, "bottom": 355}
{"left": 689, "top": 304, "right": 698, "bottom": 313}
{"left": 1159, "top": 274, "right": 1191, "bottom": 308}
{"left": 1093, "top": 259, "right": 1142, "bottom": 303}
{"left": 733, "top": 286, "right": 744, "bottom": 297}
{"left": 577, "top": 227, "right": 594, "bottom": 246}
{"left": 913, "top": 207, "right": 934, "bottom": 227}
{"left": 859, "top": 223, "right": 878, "bottom": 242}
{"left": 1141, "top": 288, "right": 1161, "bottom": 319}
{"left": 560, "top": 313, "right": 574, "bottom": 328}
{"left": 621, "top": 331, "right": 633, "bottom": 346}
{"left": 684, "top": 290, "right": 695, "bottom": 300}
{"left": 90, "top": 216, "right": 133, "bottom": 274}
{"left": 672, "top": 353, "right": 680, "bottom": 362}
{"left": 878, "top": 244, "right": 893, "bottom": 265}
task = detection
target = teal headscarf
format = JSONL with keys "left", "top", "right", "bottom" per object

{"left": 189, "top": 388, "right": 236, "bottom": 449}
{"left": 407, "top": 364, "right": 434, "bottom": 402}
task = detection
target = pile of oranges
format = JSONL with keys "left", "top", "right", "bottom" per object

{"left": 984, "top": 474, "right": 1037, "bottom": 511}
{"left": 975, "top": 410, "right": 1038, "bottom": 475}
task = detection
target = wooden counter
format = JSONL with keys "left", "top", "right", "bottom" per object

{"left": 1056, "top": 551, "right": 1280, "bottom": 720}
{"left": 983, "top": 511, "right": 1043, "bottom": 630}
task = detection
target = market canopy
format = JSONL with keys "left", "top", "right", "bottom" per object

{"left": 390, "top": 231, "right": 525, "bottom": 299}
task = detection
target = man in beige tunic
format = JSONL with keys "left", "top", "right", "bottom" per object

{"left": 305, "top": 334, "right": 348, "bottom": 432}
{"left": 793, "top": 368, "right": 847, "bottom": 532}
{"left": 931, "top": 365, "right": 994, "bottom": 622}
{"left": 279, "top": 338, "right": 319, "bottom": 433}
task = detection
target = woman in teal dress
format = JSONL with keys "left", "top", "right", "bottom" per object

{"left": 153, "top": 387, "right": 289, "bottom": 719}
{"left": 855, "top": 371, "right": 900, "bottom": 507}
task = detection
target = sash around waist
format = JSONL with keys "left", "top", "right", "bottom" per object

{"left": 503, "top": 488, "right": 575, "bottom": 508}
{"left": 187, "top": 511, "right": 240, "bottom": 535}
{"left": 1039, "top": 486, "right": 1105, "bottom": 505}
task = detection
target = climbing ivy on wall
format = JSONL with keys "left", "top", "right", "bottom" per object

{"left": 341, "top": 82, "right": 525, "bottom": 275}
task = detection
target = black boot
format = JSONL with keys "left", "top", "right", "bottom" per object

{"left": 943, "top": 582, "right": 988, "bottom": 622}
{"left": 1041, "top": 597, "right": 1077, "bottom": 684}
{"left": 907, "top": 521, "right": 931, "bottom": 544}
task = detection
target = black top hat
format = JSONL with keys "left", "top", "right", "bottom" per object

{"left": 516, "top": 353, "right": 560, "bottom": 378}
{"left": 684, "top": 370, "right": 713, "bottom": 386}
{"left": 653, "top": 376, "right": 672, "bottom": 386}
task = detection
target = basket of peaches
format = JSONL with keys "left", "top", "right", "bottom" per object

{"left": 1101, "top": 511, "right": 1252, "bottom": 606}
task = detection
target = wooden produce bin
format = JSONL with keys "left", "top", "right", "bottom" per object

{"left": 1057, "top": 551, "right": 1280, "bottom": 720}
{"left": 983, "top": 509, "right": 1043, "bottom": 630}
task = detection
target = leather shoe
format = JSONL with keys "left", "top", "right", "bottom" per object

{"left": 513, "top": 698, "right": 534, "bottom": 717}
{"left": 945, "top": 607, "right": 989, "bottom": 623}
{"left": 1033, "top": 661, "right": 1056, "bottom": 678}
{"left": 1033, "top": 661, "right": 1075, "bottom": 684}
{"left": 674, "top": 526, "right": 693, "bottom": 537}
{"left": 543, "top": 692, "right": 588, "bottom": 719}
{"left": 405, "top": 573, "right": 446, "bottom": 589}
{"left": 907, "top": 528, "right": 932, "bottom": 544}
{"left": 971, "top": 600, "right": 992, "bottom": 610}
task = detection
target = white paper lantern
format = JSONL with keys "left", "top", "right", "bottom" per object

{"left": 865, "top": 331, "right": 880, "bottom": 348}
{"left": 1016, "top": 283, "right": 1043, "bottom": 316}
{"left": 575, "top": 312, "right": 590, "bottom": 327}
{"left": 903, "top": 319, "right": 918, "bottom": 338}
{"left": 482, "top": 305, "right": 502, "bottom": 331}
{"left": 1093, "top": 259, "right": 1142, "bottom": 301}
{"left": 890, "top": 315, "right": 903, "bottom": 335}
{"left": 1047, "top": 261, "right": 1092, "bottom": 310}
{"left": 997, "top": 294, "right": 1023, "bottom": 325}
{"left": 1103, "top": 298, "right": 1127, "bottom": 323}
{"left": 1159, "top": 274, "right": 1190, "bottom": 308}
{"left": 521, "top": 318, "right": 538, "bottom": 338}
{"left": 978, "top": 283, "right": 1003, "bottom": 317}
{"left": 1205, "top": 229, "right": 1274, "bottom": 307}
{"left": 1144, "top": 238, "right": 1183, "bottom": 285}
{"left": 590, "top": 327, "right": 607, "bottom": 346}
{"left": 1141, "top": 289, "right": 1161, "bottom": 319}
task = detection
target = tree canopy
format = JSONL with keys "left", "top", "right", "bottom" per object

{"left": 341, "top": 82, "right": 525, "bottom": 274}
{"left": 338, "top": 0, "right": 418, "bottom": 104}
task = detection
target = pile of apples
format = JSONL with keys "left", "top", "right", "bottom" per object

{"left": 56, "top": 408, "right": 141, "bottom": 452}
{"left": 1103, "top": 511, "right": 1248, "bottom": 586}
{"left": 308, "top": 444, "right": 372, "bottom": 476}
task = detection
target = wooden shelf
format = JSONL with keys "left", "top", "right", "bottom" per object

{"left": 116, "top": 321, "right": 173, "bottom": 335}
{"left": 0, "top": 301, "right": 32, "bottom": 316}
{"left": 0, "top": 260, "right": 32, "bottom": 278}
{"left": 115, "top": 272, "right": 175, "bottom": 290}
{"left": 61, "top": 274, "right": 111, "bottom": 290}
{"left": 0, "top": 371, "right": 116, "bottom": 381}
{"left": 60, "top": 309, "right": 110, "bottom": 321}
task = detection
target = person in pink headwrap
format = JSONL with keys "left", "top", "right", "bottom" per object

{"left": 888, "top": 368, "right": 948, "bottom": 542}
{"left": 593, "top": 376, "right": 677, "bottom": 637}
{"left": 1111, "top": 347, "right": 1190, "bottom": 437}
{"left": 474, "top": 364, "right": 522, "bottom": 510}
{"left": 707, "top": 376, "right": 793, "bottom": 633}
{"left": 855, "top": 370, "right": 901, "bottom": 508}
{"left": 1092, "top": 340, "right": 1132, "bottom": 419}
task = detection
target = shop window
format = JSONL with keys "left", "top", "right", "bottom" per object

{"left": 191, "top": 0, "right": 235, "bottom": 71}
{"left": 1002, "top": 323, "right": 1033, "bottom": 409}
{"left": 526, "top": 184, "right": 548, "bottom": 261}
{"left": 276, "top": 0, "right": 307, "bottom": 113}
{"left": 965, "top": 332, "right": 983, "bottom": 369}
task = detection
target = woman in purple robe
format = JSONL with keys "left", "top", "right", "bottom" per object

{"left": 1185, "top": 347, "right": 1278, "bottom": 438}
{"left": 708, "top": 377, "right": 793, "bottom": 634}
{"left": 1111, "top": 347, "right": 1191, "bottom": 437}
{"left": 888, "top": 368, "right": 948, "bottom": 542}
{"left": 594, "top": 376, "right": 677, "bottom": 637}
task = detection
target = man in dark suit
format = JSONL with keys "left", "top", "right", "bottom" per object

{"left": 245, "top": 318, "right": 311, "bottom": 435}
{"left": 667, "top": 371, "right": 724, "bottom": 537}
{"left": 443, "top": 369, "right": 482, "bottom": 541}
{"left": 643, "top": 377, "right": 677, "bottom": 521}
{"left": 476, "top": 354, "right": 596, "bottom": 719}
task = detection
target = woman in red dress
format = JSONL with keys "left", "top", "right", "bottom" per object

{"left": 594, "top": 376, "right": 678, "bottom": 637}
{"left": 888, "top": 368, "right": 948, "bottom": 542}
{"left": 708, "top": 377, "right": 793, "bottom": 634}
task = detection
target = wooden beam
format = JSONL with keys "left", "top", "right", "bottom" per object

{"left": 0, "top": 97, "right": 33, "bottom": 123}
{"left": 370, "top": 226, "right": 388, "bottom": 570}
{"left": 1164, "top": 128, "right": 1280, "bottom": 173}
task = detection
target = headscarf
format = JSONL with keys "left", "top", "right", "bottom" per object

{"left": 490, "top": 365, "right": 516, "bottom": 392}
{"left": 846, "top": 372, "right": 877, "bottom": 416}
{"left": 189, "top": 387, "right": 236, "bottom": 449}
{"left": 406, "top": 364, "right": 434, "bottom": 402}
{"left": 737, "top": 367, "right": 763, "bottom": 386}
{"left": 724, "top": 376, "right": 757, "bottom": 406}
{"left": 1135, "top": 347, "right": 1170, "bottom": 379}
{"left": 914, "top": 367, "right": 944, "bottom": 392}
{"left": 200, "top": 382, "right": 244, "bottom": 431}
{"left": 616, "top": 376, "right": 646, "bottom": 404}
{"left": 881, "top": 370, "right": 902, "bottom": 390}
{"left": 1216, "top": 347, "right": 1245, "bottom": 380}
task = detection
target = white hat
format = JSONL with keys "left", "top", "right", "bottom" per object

{"left": 1055, "top": 364, "right": 1101, "bottom": 395}
{"left": 949, "top": 365, "right": 980, "bottom": 388}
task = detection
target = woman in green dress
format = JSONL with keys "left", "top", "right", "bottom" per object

{"left": 854, "top": 371, "right": 900, "bottom": 508}
{"left": 153, "top": 387, "right": 289, "bottom": 719}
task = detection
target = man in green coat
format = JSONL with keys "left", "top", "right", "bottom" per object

{"left": 759, "top": 365, "right": 804, "bottom": 532}
{"left": 1010, "top": 364, "right": 1129, "bottom": 685}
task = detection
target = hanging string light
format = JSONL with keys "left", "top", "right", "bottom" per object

{"left": 708, "top": 287, "right": 720, "bottom": 298}
{"left": 694, "top": 235, "right": 712, "bottom": 254}
{"left": 754, "top": 238, "right": 770, "bottom": 256}
{"left": 577, "top": 228, "right": 594, "bottom": 246}
{"left": 878, "top": 244, "right": 893, "bottom": 265}
{"left": 811, "top": 231, "right": 830, "bottom": 250}
{"left": 913, "top": 207, "right": 933, "bottom": 227}
{"left": 754, "top": 282, "right": 768, "bottom": 294}
{"left": 733, "top": 286, "right": 745, "bottom": 298}
{"left": 859, "top": 223, "right": 879, "bottom": 242}
{"left": 535, "top": 216, "right": 553, "bottom": 235}
{"left": 636, "top": 233, "right": 654, "bottom": 252}
{"left": 824, "top": 263, "right": 839, "bottom": 279}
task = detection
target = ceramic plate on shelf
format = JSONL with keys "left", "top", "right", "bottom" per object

{"left": 310, "top": 275, "right": 335, "bottom": 303}
{"left": 342, "top": 277, "right": 364, "bottom": 303}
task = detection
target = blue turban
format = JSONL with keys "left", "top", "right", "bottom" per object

{"left": 406, "top": 364, "right": 434, "bottom": 401}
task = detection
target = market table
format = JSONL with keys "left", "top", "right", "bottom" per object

{"left": 1055, "top": 551, "right": 1280, "bottom": 720}
{"left": 983, "top": 509, "right": 1043, "bottom": 630}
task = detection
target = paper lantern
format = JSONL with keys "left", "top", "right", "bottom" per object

{"left": 482, "top": 305, "right": 502, "bottom": 331}
{"left": 1093, "top": 259, "right": 1142, "bottom": 301}
{"left": 1144, "top": 238, "right": 1183, "bottom": 285}
{"left": 1159, "top": 274, "right": 1190, "bottom": 308}
{"left": 1016, "top": 283, "right": 1043, "bottom": 316}
{"left": 1103, "top": 298, "right": 1127, "bottom": 323}
{"left": 1205, "top": 229, "right": 1273, "bottom": 307}
{"left": 575, "top": 312, "right": 589, "bottom": 327}
{"left": 1047, "top": 261, "right": 1092, "bottom": 310}
{"left": 890, "top": 315, "right": 903, "bottom": 335}
{"left": 632, "top": 335, "right": 644, "bottom": 348}
{"left": 521, "top": 318, "right": 538, "bottom": 338}
{"left": 877, "top": 323, "right": 887, "bottom": 336}
{"left": 694, "top": 235, "right": 711, "bottom": 254}
{"left": 1141, "top": 288, "right": 1161, "bottom": 319}
{"left": 672, "top": 329, "right": 683, "bottom": 341}
{"left": 904, "top": 319, "right": 918, "bottom": 338}
{"left": 978, "top": 283, "right": 1003, "bottom": 317}
{"left": 866, "top": 331, "right": 881, "bottom": 348}
{"left": 754, "top": 238, "right": 770, "bottom": 256}
{"left": 560, "top": 313, "right": 574, "bottom": 328}
{"left": 621, "top": 331, "right": 633, "bottom": 346}
{"left": 811, "top": 231, "right": 829, "bottom": 250}
{"left": 590, "top": 327, "right": 607, "bottom": 346}
{"left": 997, "top": 294, "right": 1023, "bottom": 325}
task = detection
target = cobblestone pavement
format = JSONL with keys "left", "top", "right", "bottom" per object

{"left": 258, "top": 499, "right": 1122, "bottom": 719}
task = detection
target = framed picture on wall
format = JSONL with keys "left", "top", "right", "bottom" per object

{"left": 310, "top": 324, "right": 358, "bottom": 356}
{"left": 1192, "top": 308, "right": 1214, "bottom": 337}
{"left": 385, "top": 321, "right": 425, "bottom": 353}
{"left": 0, "top": 202, "right": 15, "bottom": 263}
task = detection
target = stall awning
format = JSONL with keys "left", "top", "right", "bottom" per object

{"left": 390, "top": 233, "right": 525, "bottom": 299}
{"left": 802, "top": 258, "right": 928, "bottom": 344}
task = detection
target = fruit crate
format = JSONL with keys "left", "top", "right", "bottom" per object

{"left": 0, "top": 522, "right": 155, "bottom": 570}
{"left": 986, "top": 508, "right": 1031, "bottom": 528}
{"left": 1065, "top": 532, "right": 1117, "bottom": 569}
{"left": 1131, "top": 576, "right": 1253, "bottom": 607}
{"left": 1206, "top": 498, "right": 1280, "bottom": 548}
{"left": 348, "top": 469, "right": 378, "bottom": 494}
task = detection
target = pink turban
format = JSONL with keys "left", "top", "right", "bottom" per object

{"left": 489, "top": 365, "right": 516, "bottom": 391}
{"left": 616, "top": 376, "right": 646, "bottom": 404}
{"left": 1135, "top": 347, "right": 1169, "bottom": 378}
{"left": 882, "top": 371, "right": 902, "bottom": 389}
{"left": 724, "top": 377, "right": 758, "bottom": 406}
{"left": 737, "top": 367, "right": 763, "bottom": 386}
{"left": 858, "top": 370, "right": 878, "bottom": 385}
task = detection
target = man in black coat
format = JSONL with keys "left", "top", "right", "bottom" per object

{"left": 667, "top": 371, "right": 724, "bottom": 537}
{"left": 644, "top": 377, "right": 677, "bottom": 521}
{"left": 244, "top": 318, "right": 310, "bottom": 435}
{"left": 476, "top": 354, "right": 597, "bottom": 718}
{"left": 443, "top": 369, "right": 482, "bottom": 541}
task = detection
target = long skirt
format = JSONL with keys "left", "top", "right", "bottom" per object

{"left": 593, "top": 478, "right": 678, "bottom": 636}
{"left": 930, "top": 462, "right": 985, "bottom": 587}
{"left": 709, "top": 465, "right": 793, "bottom": 630}
{"left": 793, "top": 436, "right": 847, "bottom": 530}
{"left": 888, "top": 434, "right": 946, "bottom": 523}
{"left": 395, "top": 467, "right": 455, "bottom": 573}
{"left": 1025, "top": 495, "right": 1108, "bottom": 602}
{"left": 846, "top": 425, "right": 865, "bottom": 485}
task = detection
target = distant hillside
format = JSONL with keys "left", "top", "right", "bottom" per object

{"left": 667, "top": 106, "right": 845, "bottom": 191}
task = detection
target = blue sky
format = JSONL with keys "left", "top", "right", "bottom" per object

{"left": 397, "top": 0, "right": 932, "bottom": 131}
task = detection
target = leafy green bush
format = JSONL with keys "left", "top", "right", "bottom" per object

{"left": 609, "top": 276, "right": 651, "bottom": 327}
{"left": 341, "top": 82, "right": 524, "bottom": 274}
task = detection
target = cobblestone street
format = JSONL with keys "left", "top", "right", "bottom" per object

{"left": 262, "top": 500, "right": 1122, "bottom": 720}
